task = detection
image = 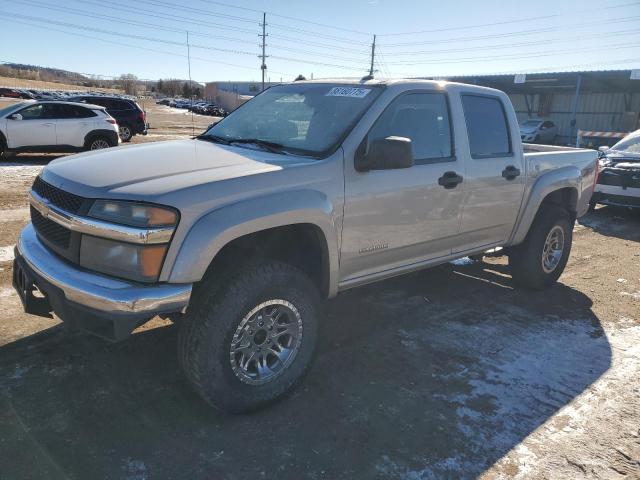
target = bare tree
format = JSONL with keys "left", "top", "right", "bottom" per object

{"left": 119, "top": 74, "right": 138, "bottom": 95}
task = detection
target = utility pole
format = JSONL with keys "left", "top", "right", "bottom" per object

{"left": 186, "top": 31, "right": 194, "bottom": 136}
{"left": 259, "top": 12, "right": 268, "bottom": 91}
{"left": 368, "top": 34, "right": 376, "bottom": 78}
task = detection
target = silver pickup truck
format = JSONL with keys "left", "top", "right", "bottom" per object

{"left": 13, "top": 79, "right": 598, "bottom": 412}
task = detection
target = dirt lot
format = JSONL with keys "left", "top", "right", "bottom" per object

{"left": 0, "top": 103, "right": 639, "bottom": 479}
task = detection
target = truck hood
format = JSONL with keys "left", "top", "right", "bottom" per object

{"left": 41, "top": 139, "right": 313, "bottom": 198}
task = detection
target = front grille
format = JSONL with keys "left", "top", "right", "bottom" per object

{"left": 599, "top": 170, "right": 640, "bottom": 189}
{"left": 32, "top": 176, "right": 85, "bottom": 214}
{"left": 30, "top": 205, "right": 71, "bottom": 249}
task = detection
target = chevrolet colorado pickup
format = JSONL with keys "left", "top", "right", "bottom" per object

{"left": 13, "top": 80, "right": 598, "bottom": 412}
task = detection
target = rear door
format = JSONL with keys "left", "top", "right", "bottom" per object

{"left": 341, "top": 91, "right": 465, "bottom": 281}
{"left": 454, "top": 93, "right": 526, "bottom": 252}
{"left": 6, "top": 103, "right": 56, "bottom": 148}
{"left": 53, "top": 104, "right": 97, "bottom": 147}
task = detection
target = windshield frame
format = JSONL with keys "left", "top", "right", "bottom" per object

{"left": 200, "top": 83, "right": 386, "bottom": 159}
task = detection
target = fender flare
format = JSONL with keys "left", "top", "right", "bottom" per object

{"left": 164, "top": 189, "right": 340, "bottom": 297}
{"left": 509, "top": 165, "right": 581, "bottom": 246}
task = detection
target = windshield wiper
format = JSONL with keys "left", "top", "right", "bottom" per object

{"left": 196, "top": 134, "right": 230, "bottom": 145}
{"left": 227, "top": 138, "right": 286, "bottom": 154}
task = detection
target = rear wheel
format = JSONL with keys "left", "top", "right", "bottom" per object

{"left": 509, "top": 206, "right": 573, "bottom": 290}
{"left": 118, "top": 125, "right": 132, "bottom": 142}
{"left": 87, "top": 136, "right": 112, "bottom": 151}
{"left": 178, "top": 260, "right": 321, "bottom": 413}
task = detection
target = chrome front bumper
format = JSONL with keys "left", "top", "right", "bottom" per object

{"left": 17, "top": 223, "right": 192, "bottom": 316}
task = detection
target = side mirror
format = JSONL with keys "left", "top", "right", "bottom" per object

{"left": 355, "top": 136, "right": 414, "bottom": 172}
{"left": 9, "top": 113, "right": 22, "bottom": 121}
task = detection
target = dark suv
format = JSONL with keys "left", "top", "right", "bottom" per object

{"left": 69, "top": 96, "right": 147, "bottom": 142}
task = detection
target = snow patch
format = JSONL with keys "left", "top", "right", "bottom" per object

{"left": 0, "top": 245, "right": 15, "bottom": 262}
{"left": 449, "top": 256, "right": 475, "bottom": 266}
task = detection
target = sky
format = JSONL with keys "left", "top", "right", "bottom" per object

{"left": 1, "top": 0, "right": 639, "bottom": 84}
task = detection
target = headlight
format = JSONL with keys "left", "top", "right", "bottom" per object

{"left": 81, "top": 200, "right": 178, "bottom": 282}
{"left": 88, "top": 200, "right": 178, "bottom": 227}
{"left": 80, "top": 235, "right": 168, "bottom": 283}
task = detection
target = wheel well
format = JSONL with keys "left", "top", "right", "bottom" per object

{"left": 204, "top": 224, "right": 330, "bottom": 297}
{"left": 84, "top": 130, "right": 114, "bottom": 147}
{"left": 540, "top": 187, "right": 577, "bottom": 217}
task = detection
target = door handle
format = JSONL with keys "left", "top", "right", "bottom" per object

{"left": 42, "top": 123, "right": 54, "bottom": 126}
{"left": 438, "top": 171, "right": 463, "bottom": 189}
{"left": 502, "top": 165, "right": 521, "bottom": 180}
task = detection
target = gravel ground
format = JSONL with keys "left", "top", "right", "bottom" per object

{"left": 0, "top": 103, "right": 639, "bottom": 479}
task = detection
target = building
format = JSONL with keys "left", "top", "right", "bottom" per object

{"left": 424, "top": 70, "right": 640, "bottom": 146}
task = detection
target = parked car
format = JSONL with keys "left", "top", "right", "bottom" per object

{"left": 68, "top": 95, "right": 147, "bottom": 142}
{"left": 0, "top": 100, "right": 119, "bottom": 157}
{"left": 590, "top": 129, "right": 640, "bottom": 209}
{"left": 519, "top": 119, "right": 558, "bottom": 144}
{"left": 13, "top": 80, "right": 597, "bottom": 413}
{"left": 0, "top": 87, "right": 32, "bottom": 99}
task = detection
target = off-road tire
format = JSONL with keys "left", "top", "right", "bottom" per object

{"left": 509, "top": 206, "right": 573, "bottom": 290}
{"left": 178, "top": 260, "right": 321, "bottom": 413}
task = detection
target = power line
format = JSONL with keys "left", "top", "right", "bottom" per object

{"left": 380, "top": 29, "right": 640, "bottom": 56}
{"left": 12, "top": 0, "right": 258, "bottom": 44}
{"left": 381, "top": 15, "right": 640, "bottom": 48}
{"left": 20, "top": 0, "right": 371, "bottom": 64}
{"left": 381, "top": 41, "right": 640, "bottom": 66}
{"left": 377, "top": 0, "right": 640, "bottom": 36}
{"left": 3, "top": 18, "right": 294, "bottom": 78}
{"left": 75, "top": 0, "right": 258, "bottom": 35}
{"left": 193, "top": 0, "right": 373, "bottom": 36}
{"left": 0, "top": 12, "right": 258, "bottom": 56}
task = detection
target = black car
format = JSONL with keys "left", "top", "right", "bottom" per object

{"left": 69, "top": 95, "right": 147, "bottom": 142}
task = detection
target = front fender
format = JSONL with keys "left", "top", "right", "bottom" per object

{"left": 509, "top": 166, "right": 581, "bottom": 246}
{"left": 165, "top": 189, "right": 340, "bottom": 296}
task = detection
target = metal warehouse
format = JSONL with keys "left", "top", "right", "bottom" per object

{"left": 426, "top": 70, "right": 640, "bottom": 146}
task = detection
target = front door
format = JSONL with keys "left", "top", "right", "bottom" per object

{"left": 6, "top": 103, "right": 56, "bottom": 148}
{"left": 341, "top": 92, "right": 465, "bottom": 282}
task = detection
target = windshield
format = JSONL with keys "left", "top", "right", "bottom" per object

{"left": 520, "top": 120, "right": 541, "bottom": 128}
{"left": 202, "top": 83, "right": 383, "bottom": 157}
{"left": 610, "top": 133, "right": 640, "bottom": 154}
{"left": 0, "top": 102, "right": 29, "bottom": 117}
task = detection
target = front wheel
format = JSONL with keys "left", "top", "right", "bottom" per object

{"left": 509, "top": 206, "right": 573, "bottom": 290}
{"left": 178, "top": 260, "right": 321, "bottom": 413}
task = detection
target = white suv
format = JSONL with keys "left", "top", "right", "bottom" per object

{"left": 0, "top": 101, "right": 119, "bottom": 157}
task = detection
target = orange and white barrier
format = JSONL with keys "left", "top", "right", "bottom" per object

{"left": 576, "top": 129, "right": 627, "bottom": 147}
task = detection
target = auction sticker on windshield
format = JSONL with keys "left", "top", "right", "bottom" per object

{"left": 326, "top": 87, "right": 371, "bottom": 98}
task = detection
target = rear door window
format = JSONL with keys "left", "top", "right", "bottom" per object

{"left": 461, "top": 95, "right": 512, "bottom": 158}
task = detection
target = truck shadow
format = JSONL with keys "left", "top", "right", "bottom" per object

{"left": 0, "top": 261, "right": 610, "bottom": 479}
{"left": 578, "top": 206, "right": 640, "bottom": 242}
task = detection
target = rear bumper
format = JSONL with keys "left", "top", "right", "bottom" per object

{"left": 15, "top": 224, "right": 192, "bottom": 341}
